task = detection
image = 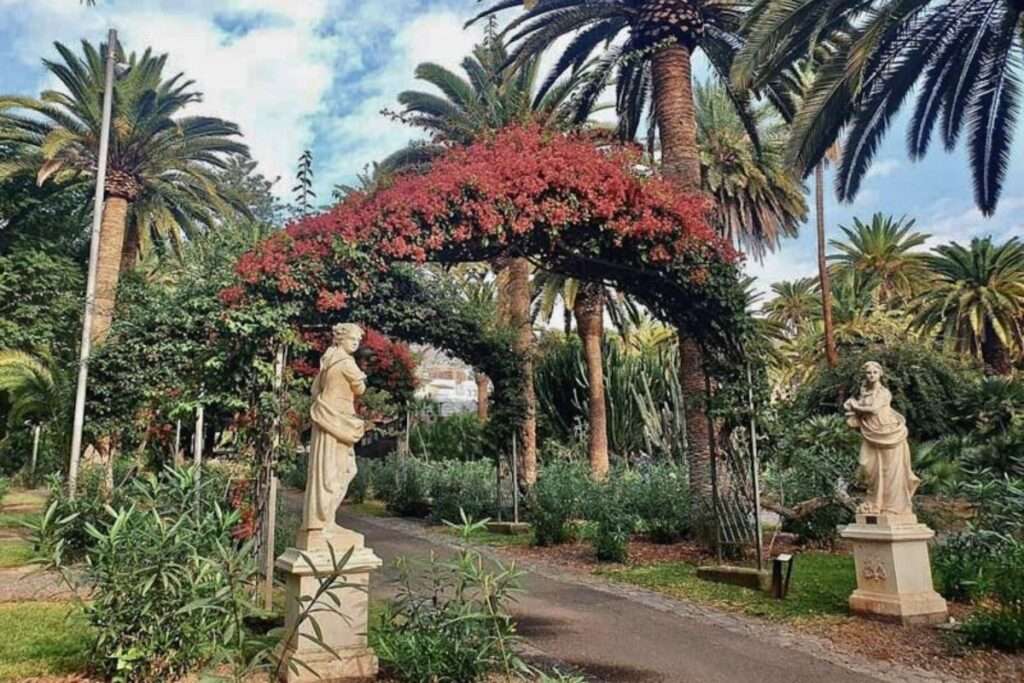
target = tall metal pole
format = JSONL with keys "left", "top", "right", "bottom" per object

{"left": 747, "top": 364, "right": 765, "bottom": 573}
{"left": 68, "top": 28, "right": 117, "bottom": 500}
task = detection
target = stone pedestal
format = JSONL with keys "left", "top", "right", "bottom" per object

{"left": 276, "top": 528, "right": 382, "bottom": 682}
{"left": 840, "top": 513, "right": 948, "bottom": 625}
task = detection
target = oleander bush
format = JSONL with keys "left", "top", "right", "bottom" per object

{"left": 411, "top": 412, "right": 487, "bottom": 461}
{"left": 586, "top": 477, "right": 635, "bottom": 563}
{"left": 374, "top": 457, "right": 434, "bottom": 517}
{"left": 528, "top": 460, "right": 590, "bottom": 546}
{"left": 631, "top": 463, "right": 690, "bottom": 543}
{"left": 961, "top": 539, "right": 1024, "bottom": 651}
{"left": 371, "top": 517, "right": 526, "bottom": 682}
{"left": 429, "top": 459, "right": 494, "bottom": 524}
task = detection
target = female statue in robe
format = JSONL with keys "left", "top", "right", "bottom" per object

{"left": 301, "top": 323, "right": 367, "bottom": 546}
{"left": 843, "top": 361, "right": 921, "bottom": 516}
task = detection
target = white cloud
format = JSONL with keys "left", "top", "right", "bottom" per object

{"left": 0, "top": 0, "right": 338, "bottom": 194}
{"left": 865, "top": 158, "right": 900, "bottom": 180}
{"left": 917, "top": 195, "right": 1024, "bottom": 245}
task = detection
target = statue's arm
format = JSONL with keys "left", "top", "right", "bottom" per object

{"left": 342, "top": 358, "right": 367, "bottom": 396}
{"left": 850, "top": 389, "right": 884, "bottom": 415}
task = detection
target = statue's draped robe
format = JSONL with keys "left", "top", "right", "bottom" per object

{"left": 851, "top": 386, "right": 920, "bottom": 515}
{"left": 302, "top": 349, "right": 366, "bottom": 533}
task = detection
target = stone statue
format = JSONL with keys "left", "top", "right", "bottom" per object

{"left": 842, "top": 361, "right": 921, "bottom": 516}
{"left": 300, "top": 323, "right": 367, "bottom": 548}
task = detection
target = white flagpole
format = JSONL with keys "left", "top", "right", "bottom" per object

{"left": 68, "top": 28, "right": 117, "bottom": 500}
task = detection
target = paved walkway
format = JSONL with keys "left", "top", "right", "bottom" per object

{"left": 337, "top": 508, "right": 947, "bottom": 683}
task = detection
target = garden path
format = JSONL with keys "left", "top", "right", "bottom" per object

{"left": 336, "top": 508, "right": 944, "bottom": 683}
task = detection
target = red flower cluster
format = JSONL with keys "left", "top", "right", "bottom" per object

{"left": 234, "top": 125, "right": 733, "bottom": 298}
{"left": 358, "top": 327, "right": 418, "bottom": 399}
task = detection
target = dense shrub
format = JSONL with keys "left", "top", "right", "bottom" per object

{"left": 37, "top": 467, "right": 250, "bottom": 682}
{"left": 0, "top": 475, "right": 8, "bottom": 501}
{"left": 933, "top": 534, "right": 996, "bottom": 601}
{"left": 411, "top": 413, "right": 487, "bottom": 461}
{"left": 792, "top": 342, "right": 974, "bottom": 442}
{"left": 374, "top": 457, "right": 433, "bottom": 517}
{"left": 961, "top": 540, "right": 1024, "bottom": 651}
{"left": 528, "top": 460, "right": 589, "bottom": 546}
{"left": 429, "top": 460, "right": 494, "bottom": 524}
{"left": 587, "top": 478, "right": 635, "bottom": 562}
{"left": 277, "top": 452, "right": 307, "bottom": 490}
{"left": 769, "top": 415, "right": 858, "bottom": 544}
{"left": 371, "top": 524, "right": 524, "bottom": 682}
{"left": 348, "top": 457, "right": 374, "bottom": 503}
{"left": 631, "top": 463, "right": 689, "bottom": 543}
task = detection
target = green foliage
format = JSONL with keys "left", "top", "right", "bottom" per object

{"left": 961, "top": 541, "right": 1024, "bottom": 652}
{"left": 371, "top": 515, "right": 526, "bottom": 683}
{"left": 44, "top": 468, "right": 245, "bottom": 682}
{"left": 631, "top": 464, "right": 690, "bottom": 543}
{"left": 586, "top": 478, "right": 635, "bottom": 563}
{"left": 429, "top": 460, "right": 494, "bottom": 525}
{"left": 933, "top": 534, "right": 996, "bottom": 601}
{"left": 374, "top": 457, "right": 433, "bottom": 517}
{"left": 348, "top": 458, "right": 374, "bottom": 504}
{"left": 534, "top": 337, "right": 686, "bottom": 463}
{"left": 528, "top": 460, "right": 589, "bottom": 547}
{"left": 0, "top": 240, "right": 83, "bottom": 358}
{"left": 792, "top": 342, "right": 974, "bottom": 441}
{"left": 0, "top": 474, "right": 8, "bottom": 501}
{"left": 411, "top": 412, "right": 487, "bottom": 461}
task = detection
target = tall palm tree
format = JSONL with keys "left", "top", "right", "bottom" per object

{"left": 911, "top": 237, "right": 1024, "bottom": 375}
{"left": 471, "top": 0, "right": 792, "bottom": 507}
{"left": 387, "top": 29, "right": 605, "bottom": 484}
{"left": 764, "top": 277, "right": 819, "bottom": 334}
{"left": 736, "top": 0, "right": 1024, "bottom": 216}
{"left": 0, "top": 40, "right": 249, "bottom": 342}
{"left": 829, "top": 213, "right": 930, "bottom": 307}
{"left": 695, "top": 79, "right": 806, "bottom": 260}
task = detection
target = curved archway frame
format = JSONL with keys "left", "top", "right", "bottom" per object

{"left": 231, "top": 126, "right": 751, "bottom": 447}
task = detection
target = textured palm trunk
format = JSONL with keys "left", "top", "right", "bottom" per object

{"left": 574, "top": 284, "right": 609, "bottom": 481}
{"left": 506, "top": 257, "right": 537, "bottom": 486}
{"left": 120, "top": 221, "right": 140, "bottom": 273}
{"left": 652, "top": 43, "right": 712, "bottom": 506}
{"left": 475, "top": 372, "right": 490, "bottom": 420}
{"left": 816, "top": 163, "right": 838, "bottom": 368}
{"left": 982, "top": 321, "right": 1012, "bottom": 375}
{"left": 92, "top": 196, "right": 130, "bottom": 344}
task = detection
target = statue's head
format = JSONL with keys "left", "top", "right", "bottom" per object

{"left": 332, "top": 323, "right": 363, "bottom": 354}
{"left": 862, "top": 361, "right": 883, "bottom": 385}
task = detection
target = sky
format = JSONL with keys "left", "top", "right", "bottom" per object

{"left": 1, "top": 0, "right": 1022, "bottom": 295}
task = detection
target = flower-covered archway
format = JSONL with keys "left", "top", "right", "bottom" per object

{"left": 231, "top": 125, "right": 749, "bottom": 448}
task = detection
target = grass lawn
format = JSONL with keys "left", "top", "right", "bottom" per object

{"left": 0, "top": 510, "right": 39, "bottom": 531}
{"left": 0, "top": 602, "right": 92, "bottom": 681}
{"left": 598, "top": 552, "right": 857, "bottom": 623}
{"left": 0, "top": 539, "right": 34, "bottom": 568}
{"left": 440, "top": 525, "right": 533, "bottom": 548}
{"left": 344, "top": 500, "right": 390, "bottom": 517}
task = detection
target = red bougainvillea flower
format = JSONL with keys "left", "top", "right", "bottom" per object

{"left": 234, "top": 125, "right": 732, "bottom": 296}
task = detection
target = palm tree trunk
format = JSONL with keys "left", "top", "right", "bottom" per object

{"left": 651, "top": 44, "right": 711, "bottom": 506}
{"left": 120, "top": 221, "right": 140, "bottom": 273}
{"left": 816, "top": 163, "right": 838, "bottom": 368}
{"left": 92, "top": 196, "right": 130, "bottom": 344}
{"left": 563, "top": 306, "right": 573, "bottom": 336}
{"left": 475, "top": 372, "right": 490, "bottom": 420}
{"left": 507, "top": 257, "right": 537, "bottom": 486}
{"left": 982, "top": 321, "right": 1013, "bottom": 375}
{"left": 574, "top": 284, "right": 608, "bottom": 481}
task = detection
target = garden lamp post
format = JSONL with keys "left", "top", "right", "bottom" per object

{"left": 68, "top": 28, "right": 117, "bottom": 500}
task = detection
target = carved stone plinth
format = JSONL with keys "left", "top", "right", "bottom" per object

{"left": 840, "top": 514, "right": 948, "bottom": 625}
{"left": 276, "top": 531, "right": 382, "bottom": 682}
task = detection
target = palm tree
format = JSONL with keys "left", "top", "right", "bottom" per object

{"left": 471, "top": 0, "right": 791, "bottom": 507}
{"left": 0, "top": 39, "right": 248, "bottom": 342}
{"left": 386, "top": 29, "right": 604, "bottom": 484}
{"left": 0, "top": 350, "right": 60, "bottom": 477}
{"left": 736, "top": 0, "right": 1024, "bottom": 216}
{"left": 764, "top": 277, "right": 819, "bottom": 334}
{"left": 911, "top": 237, "right": 1024, "bottom": 375}
{"left": 695, "top": 79, "right": 806, "bottom": 260}
{"left": 829, "top": 213, "right": 930, "bottom": 307}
